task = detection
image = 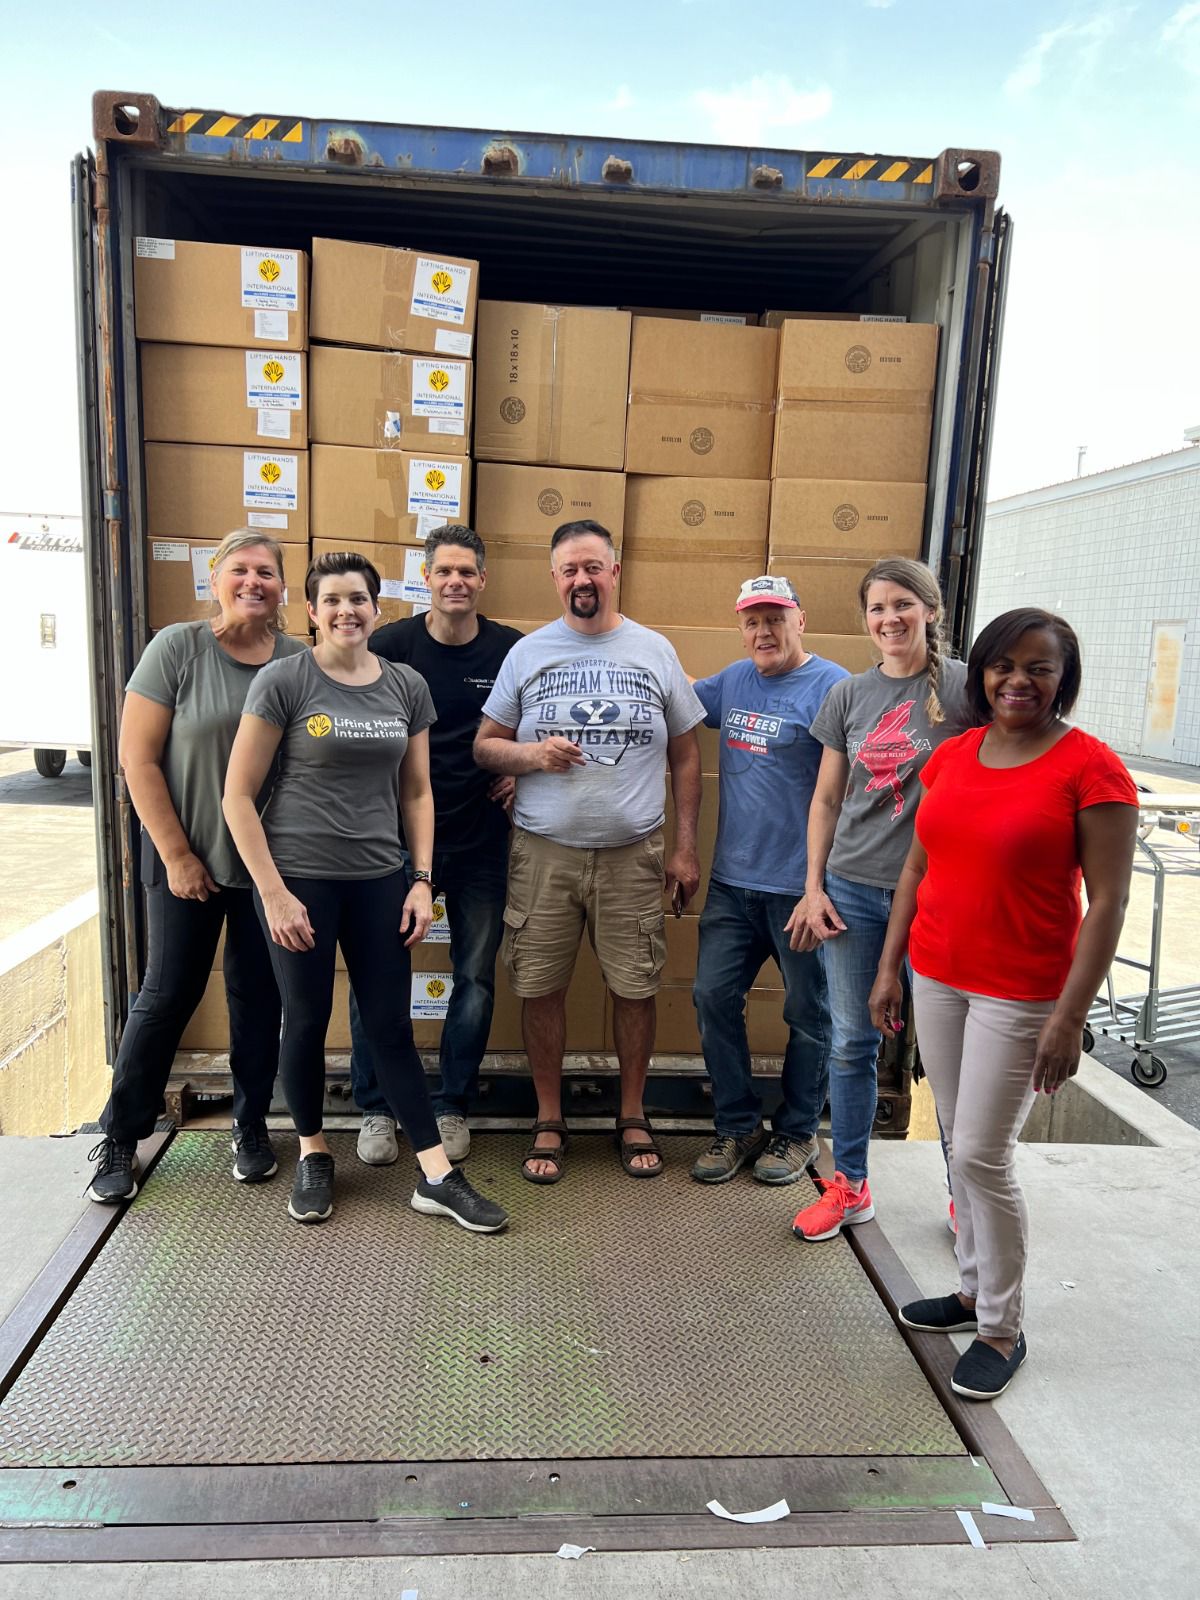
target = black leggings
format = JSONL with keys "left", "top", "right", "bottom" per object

{"left": 101, "top": 843, "right": 280, "bottom": 1144}
{"left": 256, "top": 870, "right": 439, "bottom": 1149}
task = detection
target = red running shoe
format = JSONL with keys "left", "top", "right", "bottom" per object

{"left": 792, "top": 1172, "right": 875, "bottom": 1242}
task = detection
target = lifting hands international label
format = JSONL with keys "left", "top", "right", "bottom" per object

{"left": 245, "top": 351, "right": 302, "bottom": 410}
{"left": 410, "top": 257, "right": 471, "bottom": 325}
{"left": 407, "top": 458, "right": 463, "bottom": 515}
{"left": 411, "top": 359, "right": 467, "bottom": 428}
{"left": 243, "top": 451, "right": 298, "bottom": 511}
{"left": 412, "top": 972, "right": 454, "bottom": 1018}
{"left": 240, "top": 248, "right": 300, "bottom": 312}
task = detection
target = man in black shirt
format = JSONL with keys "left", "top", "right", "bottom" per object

{"left": 350, "top": 526, "right": 522, "bottom": 1164}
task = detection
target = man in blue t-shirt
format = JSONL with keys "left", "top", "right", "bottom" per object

{"left": 689, "top": 575, "right": 849, "bottom": 1186}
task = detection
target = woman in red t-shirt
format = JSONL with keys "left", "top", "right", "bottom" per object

{"left": 868, "top": 608, "right": 1137, "bottom": 1401}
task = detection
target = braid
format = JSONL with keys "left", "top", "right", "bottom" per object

{"left": 924, "top": 622, "right": 945, "bottom": 725}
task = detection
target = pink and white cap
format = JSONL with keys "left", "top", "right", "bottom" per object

{"left": 735, "top": 575, "right": 800, "bottom": 612}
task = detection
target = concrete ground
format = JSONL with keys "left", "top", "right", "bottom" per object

{"left": 3, "top": 1060, "right": 1198, "bottom": 1599}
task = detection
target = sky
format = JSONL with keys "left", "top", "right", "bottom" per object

{"left": 2, "top": 0, "right": 1198, "bottom": 517}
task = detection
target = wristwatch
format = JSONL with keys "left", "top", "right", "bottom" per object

{"left": 411, "top": 868, "right": 433, "bottom": 886}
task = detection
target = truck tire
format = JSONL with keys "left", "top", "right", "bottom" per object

{"left": 34, "top": 748, "right": 67, "bottom": 779}
{"left": 77, "top": 750, "right": 92, "bottom": 769}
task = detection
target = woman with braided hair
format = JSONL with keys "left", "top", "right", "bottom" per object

{"left": 786, "top": 558, "right": 972, "bottom": 1240}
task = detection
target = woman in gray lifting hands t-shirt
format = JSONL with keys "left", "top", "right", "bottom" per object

{"left": 223, "top": 549, "right": 507, "bottom": 1235}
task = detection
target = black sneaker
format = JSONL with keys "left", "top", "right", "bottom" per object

{"left": 288, "top": 1152, "right": 335, "bottom": 1223}
{"left": 899, "top": 1293, "right": 979, "bottom": 1333}
{"left": 232, "top": 1119, "right": 278, "bottom": 1183}
{"left": 951, "top": 1332, "right": 1028, "bottom": 1400}
{"left": 85, "top": 1138, "right": 140, "bottom": 1204}
{"left": 410, "top": 1169, "right": 508, "bottom": 1233}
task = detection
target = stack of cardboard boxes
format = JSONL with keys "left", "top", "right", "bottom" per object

{"left": 136, "top": 240, "right": 312, "bottom": 635}
{"left": 308, "top": 238, "right": 480, "bottom": 622}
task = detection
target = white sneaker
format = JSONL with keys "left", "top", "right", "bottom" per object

{"left": 437, "top": 1113, "right": 470, "bottom": 1163}
{"left": 357, "top": 1114, "right": 398, "bottom": 1166}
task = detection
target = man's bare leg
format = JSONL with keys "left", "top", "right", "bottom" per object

{"left": 522, "top": 989, "right": 568, "bottom": 1178}
{"left": 612, "top": 993, "right": 660, "bottom": 1173}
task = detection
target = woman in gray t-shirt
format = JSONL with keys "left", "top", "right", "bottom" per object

{"left": 786, "top": 558, "right": 973, "bottom": 1243}
{"left": 86, "top": 531, "right": 306, "bottom": 1206}
{"left": 224, "top": 549, "right": 507, "bottom": 1236}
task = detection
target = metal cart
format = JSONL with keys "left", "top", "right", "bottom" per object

{"left": 1085, "top": 793, "right": 1200, "bottom": 1088}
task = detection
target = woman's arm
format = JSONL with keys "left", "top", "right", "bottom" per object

{"left": 398, "top": 728, "right": 435, "bottom": 948}
{"left": 119, "top": 691, "right": 218, "bottom": 900}
{"left": 867, "top": 834, "right": 929, "bottom": 1032}
{"left": 785, "top": 746, "right": 850, "bottom": 950}
{"left": 1033, "top": 802, "right": 1137, "bottom": 1093}
{"left": 222, "top": 714, "right": 314, "bottom": 951}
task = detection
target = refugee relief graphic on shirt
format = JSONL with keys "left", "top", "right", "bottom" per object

{"left": 530, "top": 658, "right": 661, "bottom": 764}
{"left": 849, "top": 700, "right": 929, "bottom": 819}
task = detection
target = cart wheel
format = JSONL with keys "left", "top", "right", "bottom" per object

{"left": 1081, "top": 1026, "right": 1095, "bottom": 1054}
{"left": 77, "top": 750, "right": 92, "bottom": 768}
{"left": 33, "top": 748, "right": 67, "bottom": 779}
{"left": 1131, "top": 1054, "right": 1168, "bottom": 1089}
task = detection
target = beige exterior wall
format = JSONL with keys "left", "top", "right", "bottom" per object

{"left": 0, "top": 892, "right": 110, "bottom": 1136}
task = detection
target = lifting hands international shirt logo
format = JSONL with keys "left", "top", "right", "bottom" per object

{"left": 850, "top": 699, "right": 928, "bottom": 819}
{"left": 306, "top": 712, "right": 407, "bottom": 741}
{"left": 532, "top": 660, "right": 658, "bottom": 757}
{"left": 306, "top": 714, "right": 332, "bottom": 738}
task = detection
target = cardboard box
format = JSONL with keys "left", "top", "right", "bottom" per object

{"left": 474, "top": 303, "right": 631, "bottom": 470}
{"left": 310, "top": 445, "right": 471, "bottom": 545}
{"left": 652, "top": 625, "right": 743, "bottom": 682}
{"left": 620, "top": 477, "right": 769, "bottom": 628}
{"left": 311, "top": 539, "right": 430, "bottom": 625}
{"left": 146, "top": 537, "right": 309, "bottom": 632}
{"left": 472, "top": 545, "right": 562, "bottom": 624}
{"left": 804, "top": 632, "right": 876, "bottom": 673}
{"left": 309, "top": 237, "right": 479, "bottom": 357}
{"left": 768, "top": 478, "right": 926, "bottom": 560}
{"left": 766, "top": 557, "right": 875, "bottom": 635}
{"left": 140, "top": 343, "right": 308, "bottom": 449}
{"left": 761, "top": 310, "right": 907, "bottom": 328}
{"left": 625, "top": 320, "right": 779, "bottom": 479}
{"left": 309, "top": 345, "right": 471, "bottom": 455}
{"left": 624, "top": 306, "right": 758, "bottom": 326}
{"left": 474, "top": 462, "right": 627, "bottom": 545}
{"left": 772, "top": 320, "right": 938, "bottom": 483}
{"left": 133, "top": 239, "right": 308, "bottom": 350}
{"left": 144, "top": 443, "right": 309, "bottom": 544}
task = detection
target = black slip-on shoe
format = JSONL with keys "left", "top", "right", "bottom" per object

{"left": 899, "top": 1293, "right": 979, "bottom": 1333}
{"left": 951, "top": 1332, "right": 1028, "bottom": 1400}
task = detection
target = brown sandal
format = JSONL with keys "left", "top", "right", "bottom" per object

{"left": 615, "top": 1116, "right": 664, "bottom": 1179}
{"left": 521, "top": 1119, "right": 569, "bottom": 1185}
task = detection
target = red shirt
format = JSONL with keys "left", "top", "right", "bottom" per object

{"left": 910, "top": 726, "right": 1137, "bottom": 1001}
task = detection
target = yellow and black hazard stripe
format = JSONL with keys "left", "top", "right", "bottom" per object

{"left": 166, "top": 111, "right": 303, "bottom": 143}
{"left": 806, "top": 156, "right": 933, "bottom": 184}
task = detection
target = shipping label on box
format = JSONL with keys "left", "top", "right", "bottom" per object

{"left": 379, "top": 547, "right": 432, "bottom": 604}
{"left": 412, "top": 971, "right": 454, "bottom": 1018}
{"left": 240, "top": 248, "right": 300, "bottom": 313}
{"left": 243, "top": 451, "right": 299, "bottom": 512}
{"left": 408, "top": 360, "right": 467, "bottom": 429}
{"left": 136, "top": 237, "right": 176, "bottom": 260}
{"left": 151, "top": 540, "right": 188, "bottom": 562}
{"left": 425, "top": 895, "right": 451, "bottom": 944}
{"left": 411, "top": 257, "right": 472, "bottom": 325}
{"left": 406, "top": 458, "right": 464, "bottom": 517}
{"left": 189, "top": 546, "right": 218, "bottom": 603}
{"left": 245, "top": 351, "right": 302, "bottom": 410}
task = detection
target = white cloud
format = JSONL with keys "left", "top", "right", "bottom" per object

{"left": 1162, "top": 2, "right": 1200, "bottom": 41}
{"left": 694, "top": 74, "right": 833, "bottom": 145}
{"left": 1004, "top": 13, "right": 1121, "bottom": 97}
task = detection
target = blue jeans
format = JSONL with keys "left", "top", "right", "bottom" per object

{"left": 820, "top": 869, "right": 894, "bottom": 1183}
{"left": 349, "top": 845, "right": 508, "bottom": 1117}
{"left": 692, "top": 878, "right": 830, "bottom": 1140}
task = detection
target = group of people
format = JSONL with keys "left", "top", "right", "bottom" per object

{"left": 86, "top": 514, "right": 1137, "bottom": 1401}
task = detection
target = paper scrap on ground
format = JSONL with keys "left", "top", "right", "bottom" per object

{"left": 1060, "top": 1280, "right": 1077, "bottom": 1290}
{"left": 555, "top": 1544, "right": 595, "bottom": 1559}
{"left": 956, "top": 1509, "right": 988, "bottom": 1549}
{"left": 981, "top": 1502, "right": 1036, "bottom": 1522}
{"left": 401, "top": 1591, "right": 419, "bottom": 1599}
{"left": 706, "top": 1498, "right": 791, "bottom": 1524}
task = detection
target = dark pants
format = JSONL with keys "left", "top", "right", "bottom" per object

{"left": 349, "top": 846, "right": 508, "bottom": 1117}
{"left": 257, "top": 870, "right": 440, "bottom": 1150}
{"left": 100, "top": 851, "right": 280, "bottom": 1145}
{"left": 692, "top": 878, "right": 831, "bottom": 1141}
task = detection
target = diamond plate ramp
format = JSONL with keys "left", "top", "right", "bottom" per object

{"left": 0, "top": 1132, "right": 960, "bottom": 1467}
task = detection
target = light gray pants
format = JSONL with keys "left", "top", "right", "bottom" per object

{"left": 913, "top": 972, "right": 1053, "bottom": 1340}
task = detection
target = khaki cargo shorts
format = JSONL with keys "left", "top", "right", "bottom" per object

{"left": 501, "top": 827, "right": 668, "bottom": 1000}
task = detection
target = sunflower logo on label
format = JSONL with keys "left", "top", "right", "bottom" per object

{"left": 537, "top": 489, "right": 564, "bottom": 516}
{"left": 845, "top": 344, "right": 872, "bottom": 374}
{"left": 431, "top": 902, "right": 446, "bottom": 925}
{"left": 258, "top": 257, "right": 281, "bottom": 284}
{"left": 681, "top": 499, "right": 706, "bottom": 527}
{"left": 262, "top": 360, "right": 285, "bottom": 385}
{"left": 500, "top": 397, "right": 526, "bottom": 425}
{"left": 425, "top": 468, "right": 446, "bottom": 494}
{"left": 428, "top": 368, "right": 450, "bottom": 393}
{"left": 689, "top": 427, "right": 715, "bottom": 455}
{"left": 306, "top": 714, "right": 332, "bottom": 738}
{"left": 431, "top": 271, "right": 454, "bottom": 296}
{"left": 833, "top": 503, "right": 860, "bottom": 532}
{"left": 260, "top": 461, "right": 282, "bottom": 486}
{"left": 426, "top": 978, "right": 447, "bottom": 1000}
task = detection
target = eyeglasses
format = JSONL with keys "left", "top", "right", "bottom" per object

{"left": 578, "top": 729, "right": 636, "bottom": 767}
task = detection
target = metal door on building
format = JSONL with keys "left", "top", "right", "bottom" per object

{"left": 1142, "top": 621, "right": 1187, "bottom": 759}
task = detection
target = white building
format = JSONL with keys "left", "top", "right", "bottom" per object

{"left": 973, "top": 439, "right": 1200, "bottom": 767}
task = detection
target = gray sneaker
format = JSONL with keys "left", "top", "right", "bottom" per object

{"left": 691, "top": 1127, "right": 767, "bottom": 1184}
{"left": 437, "top": 1113, "right": 470, "bottom": 1163}
{"left": 753, "top": 1132, "right": 820, "bottom": 1185}
{"left": 356, "top": 1113, "right": 398, "bottom": 1166}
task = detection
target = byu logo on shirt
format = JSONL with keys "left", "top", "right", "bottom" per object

{"left": 569, "top": 699, "right": 621, "bottom": 727}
